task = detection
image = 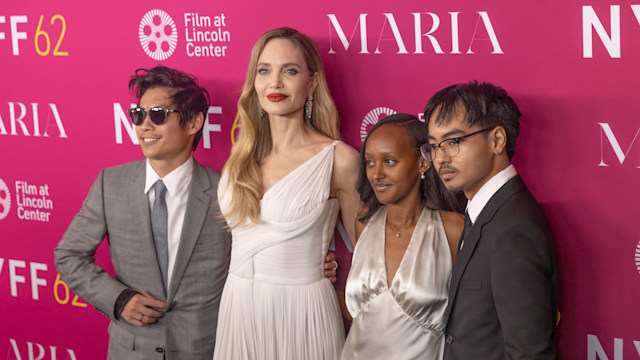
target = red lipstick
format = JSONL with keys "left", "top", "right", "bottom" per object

{"left": 267, "top": 93, "right": 288, "bottom": 102}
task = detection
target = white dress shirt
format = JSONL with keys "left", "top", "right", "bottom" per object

{"left": 144, "top": 157, "right": 194, "bottom": 290}
{"left": 466, "top": 164, "right": 518, "bottom": 225}
{"left": 459, "top": 165, "right": 517, "bottom": 250}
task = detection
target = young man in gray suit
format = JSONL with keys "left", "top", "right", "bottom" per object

{"left": 421, "top": 81, "right": 558, "bottom": 359}
{"left": 55, "top": 66, "right": 230, "bottom": 359}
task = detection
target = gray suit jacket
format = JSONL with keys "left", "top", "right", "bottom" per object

{"left": 55, "top": 158, "right": 231, "bottom": 360}
{"left": 443, "top": 175, "right": 558, "bottom": 359}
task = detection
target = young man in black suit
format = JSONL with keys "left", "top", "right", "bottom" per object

{"left": 421, "top": 81, "right": 558, "bottom": 359}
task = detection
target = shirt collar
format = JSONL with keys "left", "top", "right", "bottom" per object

{"left": 466, "top": 164, "right": 517, "bottom": 224}
{"left": 144, "top": 156, "right": 194, "bottom": 196}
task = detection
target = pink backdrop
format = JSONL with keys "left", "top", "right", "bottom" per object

{"left": 1, "top": 0, "right": 638, "bottom": 358}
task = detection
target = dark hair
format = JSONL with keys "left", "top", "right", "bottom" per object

{"left": 357, "top": 113, "right": 465, "bottom": 222}
{"left": 129, "top": 65, "right": 210, "bottom": 150}
{"left": 423, "top": 80, "right": 521, "bottom": 159}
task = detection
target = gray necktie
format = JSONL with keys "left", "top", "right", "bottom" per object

{"left": 151, "top": 180, "right": 168, "bottom": 289}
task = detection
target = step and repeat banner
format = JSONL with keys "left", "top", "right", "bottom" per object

{"left": 1, "top": 0, "right": 638, "bottom": 358}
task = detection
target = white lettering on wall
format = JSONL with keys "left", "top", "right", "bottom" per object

{"left": 375, "top": 14, "right": 409, "bottom": 54}
{"left": 202, "top": 106, "right": 222, "bottom": 149}
{"left": 583, "top": 5, "right": 620, "bottom": 58}
{"left": 0, "top": 102, "right": 67, "bottom": 137}
{"left": 2, "top": 258, "right": 49, "bottom": 299}
{"left": 9, "top": 339, "right": 78, "bottom": 360}
{"left": 328, "top": 11, "right": 502, "bottom": 55}
{"left": 328, "top": 13, "right": 369, "bottom": 54}
{"left": 587, "top": 334, "right": 640, "bottom": 359}
{"left": 114, "top": 103, "right": 138, "bottom": 145}
{"left": 597, "top": 123, "right": 640, "bottom": 167}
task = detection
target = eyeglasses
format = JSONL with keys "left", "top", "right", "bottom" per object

{"left": 420, "top": 127, "right": 494, "bottom": 162}
{"left": 127, "top": 106, "right": 179, "bottom": 126}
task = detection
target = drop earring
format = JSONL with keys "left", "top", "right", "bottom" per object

{"left": 305, "top": 94, "right": 313, "bottom": 120}
{"left": 420, "top": 161, "right": 430, "bottom": 180}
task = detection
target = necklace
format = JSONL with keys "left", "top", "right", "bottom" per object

{"left": 387, "top": 222, "right": 409, "bottom": 238}
{"left": 386, "top": 208, "right": 422, "bottom": 238}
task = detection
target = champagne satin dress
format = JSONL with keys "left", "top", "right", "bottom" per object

{"left": 342, "top": 206, "right": 452, "bottom": 359}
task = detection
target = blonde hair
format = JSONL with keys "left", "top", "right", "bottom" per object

{"left": 223, "top": 27, "right": 340, "bottom": 228}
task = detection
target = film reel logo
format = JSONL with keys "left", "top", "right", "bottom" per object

{"left": 636, "top": 241, "right": 640, "bottom": 275}
{"left": 138, "top": 9, "right": 178, "bottom": 61}
{"left": 0, "top": 178, "right": 11, "bottom": 220}
{"left": 360, "top": 107, "right": 397, "bottom": 143}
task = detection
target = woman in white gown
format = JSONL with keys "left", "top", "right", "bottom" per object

{"left": 213, "top": 27, "right": 360, "bottom": 360}
{"left": 341, "top": 114, "right": 465, "bottom": 359}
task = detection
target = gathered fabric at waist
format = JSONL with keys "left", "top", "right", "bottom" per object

{"left": 227, "top": 199, "right": 339, "bottom": 283}
{"left": 227, "top": 271, "right": 330, "bottom": 287}
{"left": 228, "top": 239, "right": 326, "bottom": 285}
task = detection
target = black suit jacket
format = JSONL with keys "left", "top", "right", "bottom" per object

{"left": 443, "top": 175, "right": 558, "bottom": 359}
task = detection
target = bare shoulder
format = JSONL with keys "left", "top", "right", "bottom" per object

{"left": 331, "top": 142, "right": 359, "bottom": 192}
{"left": 334, "top": 141, "right": 359, "bottom": 156}
{"left": 333, "top": 142, "right": 359, "bottom": 173}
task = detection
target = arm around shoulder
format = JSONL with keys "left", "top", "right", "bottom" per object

{"left": 332, "top": 142, "right": 361, "bottom": 248}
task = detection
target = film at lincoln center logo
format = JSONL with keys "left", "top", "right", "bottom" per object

{"left": 0, "top": 178, "right": 11, "bottom": 220}
{"left": 360, "top": 107, "right": 397, "bottom": 143}
{"left": 138, "top": 9, "right": 178, "bottom": 61}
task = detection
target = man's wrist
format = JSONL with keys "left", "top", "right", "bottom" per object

{"left": 114, "top": 289, "right": 140, "bottom": 320}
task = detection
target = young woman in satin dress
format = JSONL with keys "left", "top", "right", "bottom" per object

{"left": 341, "top": 114, "right": 464, "bottom": 359}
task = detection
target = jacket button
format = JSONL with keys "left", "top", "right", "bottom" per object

{"left": 446, "top": 335, "right": 453, "bottom": 344}
{"left": 155, "top": 347, "right": 164, "bottom": 353}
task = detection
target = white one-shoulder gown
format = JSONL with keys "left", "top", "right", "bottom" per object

{"left": 214, "top": 141, "right": 345, "bottom": 360}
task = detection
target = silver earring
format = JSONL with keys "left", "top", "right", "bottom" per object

{"left": 305, "top": 94, "right": 313, "bottom": 120}
{"left": 420, "top": 171, "right": 426, "bottom": 180}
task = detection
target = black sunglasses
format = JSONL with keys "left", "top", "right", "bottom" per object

{"left": 128, "top": 106, "right": 179, "bottom": 126}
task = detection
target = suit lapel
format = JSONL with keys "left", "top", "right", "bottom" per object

{"left": 166, "top": 160, "right": 213, "bottom": 304}
{"left": 129, "top": 160, "right": 167, "bottom": 298}
{"left": 444, "top": 175, "right": 527, "bottom": 323}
